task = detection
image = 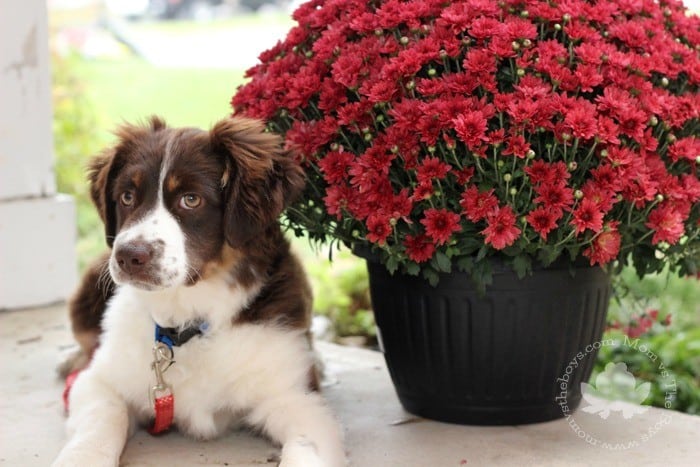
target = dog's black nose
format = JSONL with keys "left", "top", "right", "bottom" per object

{"left": 115, "top": 242, "right": 153, "bottom": 275}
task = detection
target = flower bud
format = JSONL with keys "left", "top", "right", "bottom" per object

{"left": 504, "top": 173, "right": 512, "bottom": 182}
{"left": 568, "top": 161, "right": 577, "bottom": 171}
{"left": 428, "top": 68, "right": 437, "bottom": 77}
{"left": 516, "top": 68, "right": 526, "bottom": 77}
{"left": 497, "top": 160, "right": 505, "bottom": 168}
{"left": 330, "top": 142, "right": 339, "bottom": 151}
{"left": 554, "top": 23, "right": 562, "bottom": 31}
{"left": 374, "top": 29, "right": 383, "bottom": 36}
{"left": 522, "top": 39, "right": 532, "bottom": 48}
{"left": 305, "top": 50, "right": 314, "bottom": 58}
{"left": 600, "top": 149, "right": 608, "bottom": 158}
{"left": 649, "top": 115, "right": 659, "bottom": 126}
{"left": 696, "top": 155, "right": 700, "bottom": 164}
{"left": 389, "top": 218, "right": 398, "bottom": 226}
{"left": 439, "top": 49, "right": 448, "bottom": 59}
{"left": 666, "top": 134, "right": 676, "bottom": 143}
{"left": 520, "top": 216, "right": 528, "bottom": 224}
{"left": 561, "top": 133, "right": 572, "bottom": 141}
{"left": 656, "top": 194, "right": 664, "bottom": 202}
{"left": 526, "top": 149, "right": 536, "bottom": 159}
{"left": 427, "top": 145, "right": 436, "bottom": 153}
{"left": 663, "top": 7, "right": 672, "bottom": 17}
{"left": 364, "top": 132, "right": 373, "bottom": 142}
{"left": 562, "top": 13, "right": 571, "bottom": 22}
{"left": 352, "top": 230, "right": 360, "bottom": 238}
{"left": 400, "top": 36, "right": 409, "bottom": 45}
{"left": 574, "top": 190, "right": 583, "bottom": 200}
{"left": 406, "top": 80, "right": 416, "bottom": 90}
{"left": 509, "top": 187, "right": 518, "bottom": 196}
{"left": 520, "top": 10, "right": 529, "bottom": 18}
{"left": 512, "top": 41, "right": 521, "bottom": 51}
{"left": 661, "top": 77, "right": 669, "bottom": 87}
{"left": 361, "top": 126, "right": 370, "bottom": 134}
{"left": 391, "top": 145, "right": 399, "bottom": 154}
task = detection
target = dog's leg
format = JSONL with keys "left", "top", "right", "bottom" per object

{"left": 247, "top": 391, "right": 345, "bottom": 467}
{"left": 59, "top": 252, "right": 115, "bottom": 377}
{"left": 52, "top": 370, "right": 129, "bottom": 467}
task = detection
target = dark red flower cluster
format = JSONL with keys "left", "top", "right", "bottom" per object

{"left": 233, "top": 0, "right": 700, "bottom": 284}
{"left": 608, "top": 309, "right": 671, "bottom": 338}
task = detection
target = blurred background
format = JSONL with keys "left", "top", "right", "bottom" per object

{"left": 49, "top": 0, "right": 699, "bottom": 413}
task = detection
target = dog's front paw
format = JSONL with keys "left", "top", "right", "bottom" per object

{"left": 279, "top": 436, "right": 345, "bottom": 467}
{"left": 279, "top": 437, "right": 324, "bottom": 467}
{"left": 52, "top": 444, "right": 119, "bottom": 467}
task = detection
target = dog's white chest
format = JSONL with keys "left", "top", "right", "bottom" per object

{"left": 90, "top": 284, "right": 313, "bottom": 440}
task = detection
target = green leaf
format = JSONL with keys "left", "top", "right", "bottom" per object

{"left": 476, "top": 245, "right": 489, "bottom": 262}
{"left": 434, "top": 251, "right": 452, "bottom": 273}
{"left": 512, "top": 255, "right": 532, "bottom": 279}
{"left": 457, "top": 256, "right": 474, "bottom": 273}
{"left": 405, "top": 262, "right": 420, "bottom": 276}
{"left": 422, "top": 267, "right": 440, "bottom": 287}
{"left": 385, "top": 255, "right": 399, "bottom": 275}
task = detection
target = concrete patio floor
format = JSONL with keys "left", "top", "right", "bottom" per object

{"left": 1, "top": 305, "right": 698, "bottom": 466}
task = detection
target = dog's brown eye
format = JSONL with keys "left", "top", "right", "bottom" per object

{"left": 180, "top": 194, "right": 202, "bottom": 209}
{"left": 120, "top": 191, "right": 135, "bottom": 206}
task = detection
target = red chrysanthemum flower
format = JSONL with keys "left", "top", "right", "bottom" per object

{"left": 526, "top": 206, "right": 560, "bottom": 241}
{"left": 420, "top": 208, "right": 461, "bottom": 246}
{"left": 404, "top": 233, "right": 435, "bottom": 263}
{"left": 645, "top": 205, "right": 685, "bottom": 245}
{"left": 366, "top": 213, "right": 392, "bottom": 245}
{"left": 460, "top": 186, "right": 499, "bottom": 222}
{"left": 534, "top": 182, "right": 574, "bottom": 212}
{"left": 583, "top": 222, "right": 621, "bottom": 266}
{"left": 452, "top": 111, "right": 488, "bottom": 150}
{"left": 482, "top": 206, "right": 521, "bottom": 250}
{"left": 571, "top": 199, "right": 604, "bottom": 235}
{"left": 416, "top": 157, "right": 451, "bottom": 183}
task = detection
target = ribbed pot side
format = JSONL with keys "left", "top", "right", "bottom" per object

{"left": 366, "top": 260, "right": 610, "bottom": 425}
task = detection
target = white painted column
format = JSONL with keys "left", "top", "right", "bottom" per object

{"left": 0, "top": 0, "right": 77, "bottom": 309}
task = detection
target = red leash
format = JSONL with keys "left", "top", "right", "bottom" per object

{"left": 62, "top": 341, "right": 176, "bottom": 435}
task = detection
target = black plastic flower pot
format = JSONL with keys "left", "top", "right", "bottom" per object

{"left": 362, "top": 257, "right": 610, "bottom": 425}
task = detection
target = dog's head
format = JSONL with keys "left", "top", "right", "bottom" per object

{"left": 89, "top": 116, "right": 304, "bottom": 290}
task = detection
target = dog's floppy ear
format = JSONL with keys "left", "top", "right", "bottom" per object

{"left": 88, "top": 116, "right": 167, "bottom": 247}
{"left": 210, "top": 116, "right": 305, "bottom": 248}
{"left": 87, "top": 148, "right": 119, "bottom": 247}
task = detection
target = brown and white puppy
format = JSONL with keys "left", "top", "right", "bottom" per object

{"left": 53, "top": 117, "right": 345, "bottom": 467}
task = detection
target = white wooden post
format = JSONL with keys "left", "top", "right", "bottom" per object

{"left": 0, "top": 0, "right": 77, "bottom": 309}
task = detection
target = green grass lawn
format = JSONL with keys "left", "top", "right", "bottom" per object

{"left": 72, "top": 58, "right": 245, "bottom": 145}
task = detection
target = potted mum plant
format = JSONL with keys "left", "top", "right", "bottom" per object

{"left": 233, "top": 0, "right": 700, "bottom": 425}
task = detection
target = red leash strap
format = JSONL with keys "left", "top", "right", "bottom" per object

{"left": 149, "top": 341, "right": 175, "bottom": 434}
{"left": 148, "top": 393, "right": 174, "bottom": 435}
{"left": 63, "top": 369, "right": 82, "bottom": 412}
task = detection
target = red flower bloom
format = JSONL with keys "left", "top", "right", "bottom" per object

{"left": 526, "top": 206, "right": 560, "bottom": 241}
{"left": 534, "top": 182, "right": 574, "bottom": 212}
{"left": 645, "top": 205, "right": 684, "bottom": 245}
{"left": 583, "top": 222, "right": 621, "bottom": 266}
{"left": 571, "top": 199, "right": 604, "bottom": 235}
{"left": 452, "top": 111, "right": 488, "bottom": 150}
{"left": 366, "top": 213, "right": 392, "bottom": 245}
{"left": 421, "top": 208, "right": 461, "bottom": 246}
{"left": 460, "top": 186, "right": 499, "bottom": 222}
{"left": 318, "top": 150, "right": 355, "bottom": 184}
{"left": 482, "top": 206, "right": 521, "bottom": 250}
{"left": 417, "top": 157, "right": 451, "bottom": 183}
{"left": 404, "top": 233, "right": 435, "bottom": 263}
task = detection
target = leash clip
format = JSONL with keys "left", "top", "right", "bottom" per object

{"left": 149, "top": 341, "right": 173, "bottom": 407}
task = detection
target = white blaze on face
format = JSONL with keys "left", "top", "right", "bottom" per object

{"left": 109, "top": 133, "right": 190, "bottom": 289}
